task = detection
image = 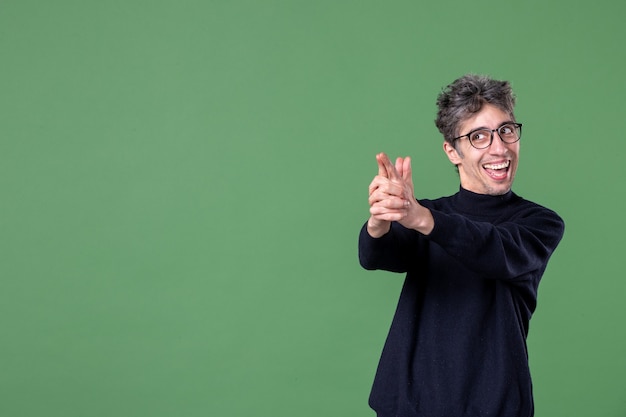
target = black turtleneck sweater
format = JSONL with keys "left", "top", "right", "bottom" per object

{"left": 359, "top": 188, "right": 564, "bottom": 417}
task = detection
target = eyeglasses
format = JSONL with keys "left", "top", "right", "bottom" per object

{"left": 452, "top": 123, "right": 522, "bottom": 149}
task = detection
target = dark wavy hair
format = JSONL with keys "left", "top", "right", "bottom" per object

{"left": 435, "top": 74, "right": 516, "bottom": 144}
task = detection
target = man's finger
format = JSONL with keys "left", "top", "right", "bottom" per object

{"left": 376, "top": 153, "right": 389, "bottom": 178}
{"left": 368, "top": 176, "right": 383, "bottom": 196}
{"left": 395, "top": 157, "right": 404, "bottom": 177}
{"left": 379, "top": 153, "right": 400, "bottom": 181}
{"left": 402, "top": 156, "right": 412, "bottom": 182}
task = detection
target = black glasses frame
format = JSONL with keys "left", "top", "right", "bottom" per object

{"left": 452, "top": 123, "right": 523, "bottom": 149}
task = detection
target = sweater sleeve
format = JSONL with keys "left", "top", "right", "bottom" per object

{"left": 358, "top": 221, "right": 422, "bottom": 273}
{"left": 426, "top": 205, "right": 565, "bottom": 281}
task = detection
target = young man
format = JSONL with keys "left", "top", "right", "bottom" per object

{"left": 359, "top": 74, "right": 565, "bottom": 417}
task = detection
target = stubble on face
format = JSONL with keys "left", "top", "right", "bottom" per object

{"left": 453, "top": 105, "right": 519, "bottom": 196}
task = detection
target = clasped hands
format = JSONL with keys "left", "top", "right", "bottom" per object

{"left": 367, "top": 153, "right": 434, "bottom": 238}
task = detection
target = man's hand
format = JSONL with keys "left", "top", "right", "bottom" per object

{"left": 367, "top": 153, "right": 434, "bottom": 238}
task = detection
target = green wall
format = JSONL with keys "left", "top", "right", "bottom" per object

{"left": 2, "top": 1, "right": 625, "bottom": 416}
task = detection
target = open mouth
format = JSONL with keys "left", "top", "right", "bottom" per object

{"left": 482, "top": 160, "right": 510, "bottom": 180}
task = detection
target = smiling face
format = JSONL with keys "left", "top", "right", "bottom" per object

{"left": 443, "top": 104, "right": 519, "bottom": 196}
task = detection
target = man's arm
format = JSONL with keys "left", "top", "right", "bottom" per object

{"left": 360, "top": 153, "right": 434, "bottom": 272}
{"left": 426, "top": 206, "right": 565, "bottom": 281}
{"left": 359, "top": 221, "right": 422, "bottom": 272}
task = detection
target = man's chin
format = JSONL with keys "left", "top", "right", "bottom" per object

{"left": 485, "top": 181, "right": 513, "bottom": 196}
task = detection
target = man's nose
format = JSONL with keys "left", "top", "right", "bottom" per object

{"left": 489, "top": 132, "right": 508, "bottom": 153}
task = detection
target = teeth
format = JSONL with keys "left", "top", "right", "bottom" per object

{"left": 483, "top": 161, "right": 510, "bottom": 170}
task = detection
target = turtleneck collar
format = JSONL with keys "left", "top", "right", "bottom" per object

{"left": 451, "top": 186, "right": 517, "bottom": 217}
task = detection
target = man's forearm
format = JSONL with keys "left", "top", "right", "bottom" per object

{"left": 367, "top": 217, "right": 392, "bottom": 238}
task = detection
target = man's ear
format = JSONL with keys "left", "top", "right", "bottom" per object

{"left": 443, "top": 141, "right": 462, "bottom": 165}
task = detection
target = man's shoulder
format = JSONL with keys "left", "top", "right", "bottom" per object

{"left": 419, "top": 189, "right": 564, "bottom": 226}
{"left": 511, "top": 192, "right": 562, "bottom": 218}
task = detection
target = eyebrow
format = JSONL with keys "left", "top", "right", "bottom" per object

{"left": 466, "top": 120, "right": 516, "bottom": 132}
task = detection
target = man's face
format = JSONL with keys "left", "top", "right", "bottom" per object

{"left": 444, "top": 104, "right": 519, "bottom": 196}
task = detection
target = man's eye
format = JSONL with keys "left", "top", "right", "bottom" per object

{"left": 500, "top": 125, "right": 513, "bottom": 135}
{"left": 471, "top": 131, "right": 488, "bottom": 141}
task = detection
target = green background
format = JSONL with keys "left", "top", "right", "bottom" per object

{"left": 2, "top": 0, "right": 624, "bottom": 416}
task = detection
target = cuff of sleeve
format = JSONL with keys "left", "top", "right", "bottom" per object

{"left": 424, "top": 209, "right": 450, "bottom": 243}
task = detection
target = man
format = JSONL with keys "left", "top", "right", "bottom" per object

{"left": 359, "top": 74, "right": 564, "bottom": 417}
